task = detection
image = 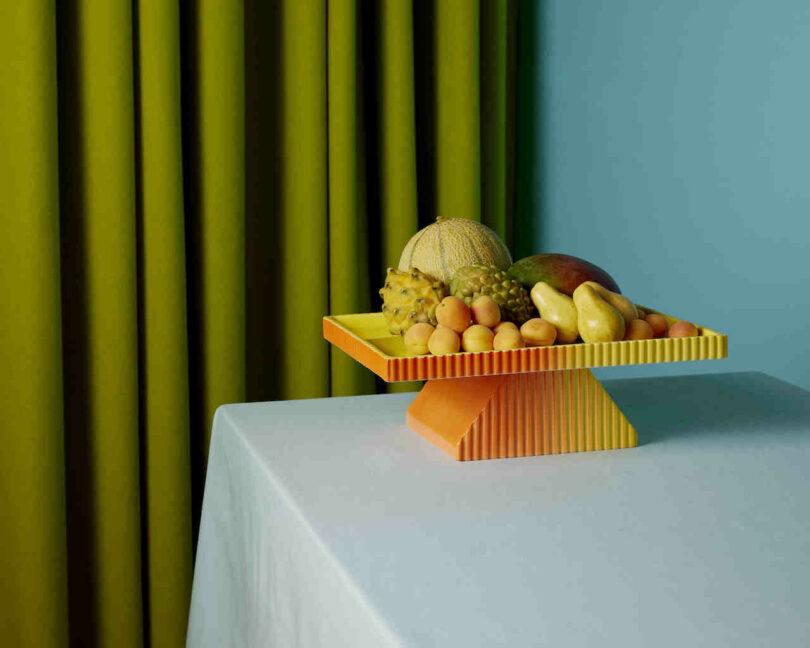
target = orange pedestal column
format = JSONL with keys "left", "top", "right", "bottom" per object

{"left": 406, "top": 369, "right": 637, "bottom": 461}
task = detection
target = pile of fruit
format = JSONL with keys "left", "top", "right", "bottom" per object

{"left": 379, "top": 218, "right": 700, "bottom": 356}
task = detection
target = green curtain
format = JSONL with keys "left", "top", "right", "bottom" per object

{"left": 1, "top": 0, "right": 523, "bottom": 645}
{"left": 1, "top": 4, "right": 68, "bottom": 646}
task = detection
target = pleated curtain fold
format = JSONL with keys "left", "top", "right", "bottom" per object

{"left": 0, "top": 1, "right": 525, "bottom": 645}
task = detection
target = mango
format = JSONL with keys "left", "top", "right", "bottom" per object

{"left": 581, "top": 281, "right": 637, "bottom": 324}
{"left": 573, "top": 284, "right": 626, "bottom": 343}
{"left": 529, "top": 282, "right": 579, "bottom": 343}
{"left": 508, "top": 253, "right": 621, "bottom": 296}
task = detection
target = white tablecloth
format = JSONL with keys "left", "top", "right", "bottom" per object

{"left": 187, "top": 372, "right": 810, "bottom": 647}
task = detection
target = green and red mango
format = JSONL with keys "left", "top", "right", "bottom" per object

{"left": 508, "top": 254, "right": 621, "bottom": 296}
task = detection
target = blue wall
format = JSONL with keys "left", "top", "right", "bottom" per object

{"left": 527, "top": 0, "right": 810, "bottom": 389}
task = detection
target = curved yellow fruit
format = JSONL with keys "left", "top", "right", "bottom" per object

{"left": 530, "top": 281, "right": 579, "bottom": 343}
{"left": 582, "top": 281, "right": 638, "bottom": 324}
{"left": 573, "top": 284, "right": 626, "bottom": 343}
{"left": 398, "top": 218, "right": 512, "bottom": 285}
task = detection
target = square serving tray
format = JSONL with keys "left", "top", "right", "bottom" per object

{"left": 323, "top": 310, "right": 727, "bottom": 461}
{"left": 323, "top": 310, "right": 727, "bottom": 382}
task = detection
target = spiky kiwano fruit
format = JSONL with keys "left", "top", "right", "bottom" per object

{"left": 449, "top": 265, "right": 536, "bottom": 324}
{"left": 379, "top": 267, "right": 448, "bottom": 335}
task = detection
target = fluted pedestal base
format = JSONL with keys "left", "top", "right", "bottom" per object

{"left": 406, "top": 369, "right": 637, "bottom": 461}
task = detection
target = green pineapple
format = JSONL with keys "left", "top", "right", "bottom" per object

{"left": 450, "top": 265, "right": 535, "bottom": 324}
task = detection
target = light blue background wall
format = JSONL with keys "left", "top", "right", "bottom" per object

{"left": 523, "top": 0, "right": 810, "bottom": 389}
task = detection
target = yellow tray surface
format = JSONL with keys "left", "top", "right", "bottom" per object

{"left": 323, "top": 310, "right": 727, "bottom": 383}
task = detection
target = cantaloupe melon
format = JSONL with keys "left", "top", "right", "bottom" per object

{"left": 398, "top": 218, "right": 512, "bottom": 286}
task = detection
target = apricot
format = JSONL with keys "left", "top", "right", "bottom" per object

{"left": 470, "top": 295, "right": 501, "bottom": 328}
{"left": 624, "top": 318, "right": 653, "bottom": 340}
{"left": 428, "top": 325, "right": 461, "bottom": 355}
{"left": 462, "top": 324, "right": 495, "bottom": 352}
{"left": 668, "top": 320, "right": 699, "bottom": 338}
{"left": 403, "top": 322, "right": 434, "bottom": 355}
{"left": 644, "top": 313, "right": 668, "bottom": 338}
{"left": 492, "top": 321, "right": 519, "bottom": 335}
{"left": 435, "top": 296, "right": 471, "bottom": 333}
{"left": 493, "top": 328, "right": 525, "bottom": 351}
{"left": 520, "top": 318, "right": 557, "bottom": 347}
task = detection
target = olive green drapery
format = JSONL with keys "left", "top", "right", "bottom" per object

{"left": 1, "top": 0, "right": 528, "bottom": 645}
